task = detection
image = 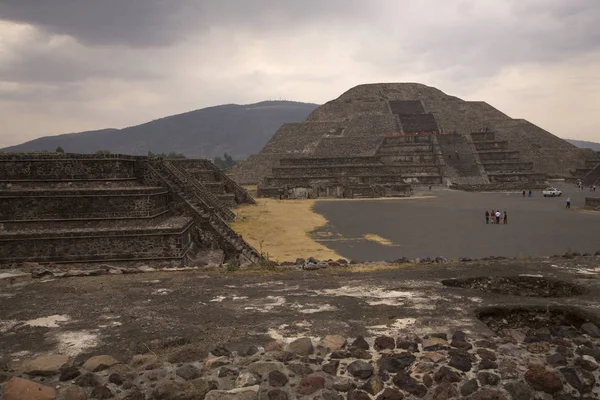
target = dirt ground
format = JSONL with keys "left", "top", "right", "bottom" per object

{"left": 2, "top": 256, "right": 600, "bottom": 364}
{"left": 231, "top": 198, "right": 341, "bottom": 262}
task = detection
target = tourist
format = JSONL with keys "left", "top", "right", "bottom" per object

{"left": 522, "top": 190, "right": 526, "bottom": 197}
{"left": 504, "top": 211, "right": 508, "bottom": 224}
{"left": 566, "top": 197, "right": 571, "bottom": 209}
{"left": 594, "top": 185, "right": 597, "bottom": 192}
{"left": 429, "top": 185, "right": 432, "bottom": 191}
{"left": 485, "top": 210, "right": 490, "bottom": 224}
{"left": 490, "top": 210, "right": 495, "bottom": 224}
{"left": 528, "top": 190, "right": 532, "bottom": 197}
{"left": 495, "top": 210, "right": 501, "bottom": 224}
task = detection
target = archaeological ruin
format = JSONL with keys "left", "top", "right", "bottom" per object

{"left": 233, "top": 83, "right": 599, "bottom": 198}
{"left": 0, "top": 153, "right": 259, "bottom": 266}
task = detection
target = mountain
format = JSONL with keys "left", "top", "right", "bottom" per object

{"left": 1, "top": 101, "right": 319, "bottom": 159}
{"left": 565, "top": 139, "right": 600, "bottom": 152}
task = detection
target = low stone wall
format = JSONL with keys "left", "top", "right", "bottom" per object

{"left": 452, "top": 182, "right": 547, "bottom": 191}
{"left": 264, "top": 173, "right": 442, "bottom": 187}
{"left": 0, "top": 156, "right": 139, "bottom": 181}
{"left": 0, "top": 218, "right": 193, "bottom": 264}
{"left": 271, "top": 164, "right": 441, "bottom": 177}
{"left": 258, "top": 182, "right": 412, "bottom": 199}
{"left": 0, "top": 188, "right": 169, "bottom": 221}
{"left": 488, "top": 173, "right": 546, "bottom": 183}
{"left": 585, "top": 197, "right": 600, "bottom": 210}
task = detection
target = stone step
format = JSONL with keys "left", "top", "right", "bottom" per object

{"left": 0, "top": 187, "right": 170, "bottom": 222}
{"left": 0, "top": 216, "right": 194, "bottom": 264}
{"left": 0, "top": 157, "right": 138, "bottom": 181}
{"left": 0, "top": 179, "right": 140, "bottom": 189}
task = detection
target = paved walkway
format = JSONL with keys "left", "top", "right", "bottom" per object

{"left": 312, "top": 184, "right": 600, "bottom": 261}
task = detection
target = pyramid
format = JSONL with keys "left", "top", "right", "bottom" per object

{"left": 234, "top": 83, "right": 594, "bottom": 196}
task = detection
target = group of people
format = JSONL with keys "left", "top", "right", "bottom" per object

{"left": 576, "top": 181, "right": 597, "bottom": 192}
{"left": 485, "top": 210, "right": 507, "bottom": 224}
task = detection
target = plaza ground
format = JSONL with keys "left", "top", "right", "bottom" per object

{"left": 234, "top": 183, "right": 599, "bottom": 262}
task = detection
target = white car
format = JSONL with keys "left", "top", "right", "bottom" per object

{"left": 543, "top": 187, "right": 562, "bottom": 197}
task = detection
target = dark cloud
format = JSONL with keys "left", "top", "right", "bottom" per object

{"left": 0, "top": 0, "right": 599, "bottom": 145}
{"left": 0, "top": 0, "right": 369, "bottom": 46}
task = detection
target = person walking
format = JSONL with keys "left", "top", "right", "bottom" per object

{"left": 528, "top": 190, "right": 533, "bottom": 197}
{"left": 503, "top": 211, "right": 508, "bottom": 224}
{"left": 522, "top": 190, "right": 526, "bottom": 197}
{"left": 495, "top": 210, "right": 501, "bottom": 224}
{"left": 490, "top": 210, "right": 495, "bottom": 224}
{"left": 485, "top": 210, "right": 490, "bottom": 224}
{"left": 566, "top": 197, "right": 571, "bottom": 209}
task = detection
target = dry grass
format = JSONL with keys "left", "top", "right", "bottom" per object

{"left": 231, "top": 198, "right": 342, "bottom": 262}
{"left": 363, "top": 233, "right": 395, "bottom": 246}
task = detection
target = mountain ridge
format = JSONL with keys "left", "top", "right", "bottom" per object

{"left": 1, "top": 101, "right": 319, "bottom": 159}
{"left": 1, "top": 99, "right": 597, "bottom": 158}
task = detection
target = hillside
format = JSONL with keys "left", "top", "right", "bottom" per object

{"left": 1, "top": 101, "right": 319, "bottom": 159}
{"left": 566, "top": 139, "right": 600, "bottom": 152}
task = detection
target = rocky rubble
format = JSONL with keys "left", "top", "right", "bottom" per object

{"left": 7, "top": 251, "right": 600, "bottom": 284}
{"left": 4, "top": 323, "right": 600, "bottom": 399}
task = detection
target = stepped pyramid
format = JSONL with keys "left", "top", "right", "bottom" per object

{"left": 234, "top": 83, "right": 593, "bottom": 196}
{"left": 0, "top": 153, "right": 259, "bottom": 266}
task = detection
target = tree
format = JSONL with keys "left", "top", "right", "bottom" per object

{"left": 95, "top": 150, "right": 111, "bottom": 155}
{"left": 214, "top": 152, "right": 237, "bottom": 170}
{"left": 148, "top": 151, "right": 186, "bottom": 159}
{"left": 55, "top": 146, "right": 65, "bottom": 153}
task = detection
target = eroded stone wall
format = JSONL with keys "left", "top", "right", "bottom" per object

{"left": 0, "top": 154, "right": 139, "bottom": 181}
{"left": 0, "top": 219, "right": 193, "bottom": 263}
{"left": 585, "top": 197, "right": 600, "bottom": 210}
{"left": 0, "top": 189, "right": 169, "bottom": 221}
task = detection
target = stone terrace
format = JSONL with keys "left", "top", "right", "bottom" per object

{"left": 0, "top": 153, "right": 261, "bottom": 266}
{"left": 235, "top": 83, "right": 590, "bottom": 190}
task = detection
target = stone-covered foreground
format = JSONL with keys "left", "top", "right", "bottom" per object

{"left": 4, "top": 325, "right": 600, "bottom": 400}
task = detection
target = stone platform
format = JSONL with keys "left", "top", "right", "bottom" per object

{"left": 0, "top": 153, "right": 262, "bottom": 267}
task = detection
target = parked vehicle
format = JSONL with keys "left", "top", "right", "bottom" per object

{"left": 543, "top": 187, "right": 562, "bottom": 197}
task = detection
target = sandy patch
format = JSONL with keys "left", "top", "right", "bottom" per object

{"left": 0, "top": 320, "right": 18, "bottom": 333}
{"left": 152, "top": 288, "right": 172, "bottom": 296}
{"left": 244, "top": 296, "right": 286, "bottom": 313}
{"left": 231, "top": 198, "right": 341, "bottom": 262}
{"left": 363, "top": 234, "right": 395, "bottom": 246}
{"left": 55, "top": 330, "right": 99, "bottom": 356}
{"left": 315, "top": 285, "right": 441, "bottom": 309}
{"left": 368, "top": 318, "right": 417, "bottom": 335}
{"left": 289, "top": 303, "right": 338, "bottom": 314}
{"left": 25, "top": 314, "right": 70, "bottom": 328}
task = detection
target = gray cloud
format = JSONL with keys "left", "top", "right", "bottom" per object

{"left": 0, "top": 0, "right": 370, "bottom": 46}
{"left": 0, "top": 0, "right": 599, "bottom": 145}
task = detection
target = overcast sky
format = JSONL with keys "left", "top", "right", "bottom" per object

{"left": 1, "top": 0, "right": 599, "bottom": 147}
